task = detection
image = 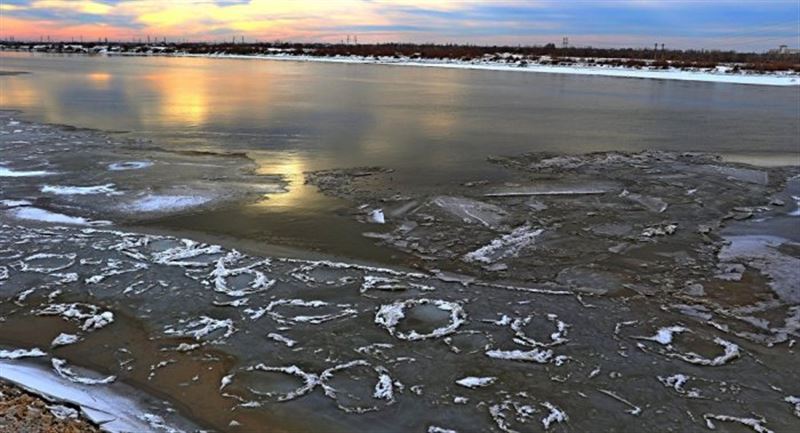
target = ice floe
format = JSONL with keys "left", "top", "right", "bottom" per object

{"left": 47, "top": 404, "right": 79, "bottom": 420}
{"left": 20, "top": 252, "right": 77, "bottom": 273}
{"left": 485, "top": 348, "right": 553, "bottom": 363}
{"left": 455, "top": 376, "right": 496, "bottom": 389}
{"left": 368, "top": 208, "right": 386, "bottom": 224}
{"left": 488, "top": 396, "right": 546, "bottom": 433}
{"left": 108, "top": 161, "right": 152, "bottom": 171}
{"left": 42, "top": 183, "right": 122, "bottom": 196}
{"left": 599, "top": 389, "right": 642, "bottom": 416}
{"left": 0, "top": 165, "right": 55, "bottom": 177}
{"left": 267, "top": 332, "right": 297, "bottom": 347}
{"left": 164, "top": 316, "right": 236, "bottom": 342}
{"left": 428, "top": 426, "right": 458, "bottom": 433}
{"left": 508, "top": 314, "right": 570, "bottom": 348}
{"left": 620, "top": 190, "right": 668, "bottom": 213}
{"left": 250, "top": 298, "right": 357, "bottom": 325}
{"left": 717, "top": 235, "right": 800, "bottom": 303}
{"left": 210, "top": 251, "right": 274, "bottom": 297}
{"left": 639, "top": 326, "right": 688, "bottom": 345}
{"left": 6, "top": 206, "right": 111, "bottom": 226}
{"left": 228, "top": 359, "right": 400, "bottom": 413}
{"left": 123, "top": 194, "right": 212, "bottom": 213}
{"left": 641, "top": 223, "right": 678, "bottom": 237}
{"left": 785, "top": 396, "right": 800, "bottom": 418}
{"left": 463, "top": 224, "right": 543, "bottom": 264}
{"left": 432, "top": 196, "right": 506, "bottom": 228}
{"left": 657, "top": 374, "right": 701, "bottom": 398}
{"left": 375, "top": 298, "right": 466, "bottom": 341}
{"left": 671, "top": 337, "right": 740, "bottom": 366}
{"left": 703, "top": 414, "right": 773, "bottom": 433}
{"left": 51, "top": 333, "right": 81, "bottom": 348}
{"left": 0, "top": 347, "right": 47, "bottom": 359}
{"left": 636, "top": 326, "right": 741, "bottom": 366}
{"left": 0, "top": 199, "right": 32, "bottom": 207}
{"left": 541, "top": 401, "right": 569, "bottom": 430}
{"left": 140, "top": 413, "right": 187, "bottom": 433}
{"left": 52, "top": 358, "right": 116, "bottom": 385}
{"left": 36, "top": 303, "right": 115, "bottom": 331}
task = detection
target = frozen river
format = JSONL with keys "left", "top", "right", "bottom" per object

{"left": 1, "top": 52, "right": 798, "bottom": 259}
{"left": 1, "top": 53, "right": 799, "bottom": 432}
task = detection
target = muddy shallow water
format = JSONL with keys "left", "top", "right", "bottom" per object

{"left": 1, "top": 110, "right": 799, "bottom": 432}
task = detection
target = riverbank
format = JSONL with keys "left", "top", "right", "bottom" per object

{"left": 3, "top": 47, "right": 799, "bottom": 86}
{"left": 177, "top": 52, "right": 800, "bottom": 86}
{"left": 0, "top": 382, "right": 101, "bottom": 433}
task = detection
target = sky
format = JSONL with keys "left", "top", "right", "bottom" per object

{"left": 0, "top": 0, "right": 798, "bottom": 51}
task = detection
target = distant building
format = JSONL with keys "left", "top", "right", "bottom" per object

{"left": 769, "top": 45, "right": 800, "bottom": 55}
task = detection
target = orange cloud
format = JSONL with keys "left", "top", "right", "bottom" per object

{"left": 1, "top": 17, "right": 131, "bottom": 41}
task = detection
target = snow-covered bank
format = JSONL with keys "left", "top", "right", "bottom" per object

{"left": 0, "top": 358, "right": 194, "bottom": 432}
{"left": 169, "top": 53, "right": 800, "bottom": 86}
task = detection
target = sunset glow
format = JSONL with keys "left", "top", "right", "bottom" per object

{"left": 0, "top": 0, "right": 797, "bottom": 50}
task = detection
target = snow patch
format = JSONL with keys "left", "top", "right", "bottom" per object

{"left": 6, "top": 206, "right": 111, "bottom": 226}
{"left": 455, "top": 376, "right": 496, "bottom": 389}
{"left": 0, "top": 166, "right": 55, "bottom": 177}
{"left": 0, "top": 348, "right": 47, "bottom": 359}
{"left": 123, "top": 194, "right": 212, "bottom": 213}
{"left": 42, "top": 183, "right": 121, "bottom": 196}
{"left": 463, "top": 224, "right": 543, "bottom": 264}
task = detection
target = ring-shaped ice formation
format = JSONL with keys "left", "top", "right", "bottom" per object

{"left": 509, "top": 314, "right": 570, "bottom": 348}
{"left": 210, "top": 251, "right": 275, "bottom": 297}
{"left": 107, "top": 161, "right": 152, "bottom": 171}
{"left": 374, "top": 298, "right": 466, "bottom": 341}
{"left": 20, "top": 253, "right": 77, "bottom": 273}
{"left": 320, "top": 360, "right": 398, "bottom": 413}
{"left": 252, "top": 299, "right": 358, "bottom": 325}
{"left": 635, "top": 326, "right": 741, "bottom": 366}
{"left": 224, "top": 360, "right": 397, "bottom": 412}
{"left": 443, "top": 330, "right": 496, "bottom": 354}
{"left": 240, "top": 364, "right": 321, "bottom": 403}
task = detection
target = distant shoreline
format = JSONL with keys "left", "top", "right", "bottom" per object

{"left": 2, "top": 49, "right": 798, "bottom": 86}
{"left": 176, "top": 52, "right": 800, "bottom": 86}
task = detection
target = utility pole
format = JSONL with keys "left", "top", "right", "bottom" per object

{"left": 654, "top": 43, "right": 658, "bottom": 60}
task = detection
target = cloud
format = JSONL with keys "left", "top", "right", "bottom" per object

{"left": 1, "top": 0, "right": 796, "bottom": 50}
{"left": 31, "top": 0, "right": 115, "bottom": 15}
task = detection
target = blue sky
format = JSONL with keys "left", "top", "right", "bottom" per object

{"left": 1, "top": 0, "right": 798, "bottom": 51}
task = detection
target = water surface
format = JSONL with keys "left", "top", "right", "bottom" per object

{"left": 2, "top": 52, "right": 798, "bottom": 258}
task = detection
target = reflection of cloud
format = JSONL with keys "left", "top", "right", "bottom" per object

{"left": 0, "top": 76, "right": 39, "bottom": 110}
{"left": 132, "top": 57, "right": 279, "bottom": 130}
{"left": 143, "top": 68, "right": 210, "bottom": 127}
{"left": 86, "top": 72, "right": 111, "bottom": 89}
{"left": 251, "top": 153, "right": 307, "bottom": 209}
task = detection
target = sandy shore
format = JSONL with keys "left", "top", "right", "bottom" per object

{"left": 0, "top": 382, "right": 101, "bottom": 433}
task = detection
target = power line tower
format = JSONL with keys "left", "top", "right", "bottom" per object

{"left": 562, "top": 37, "right": 569, "bottom": 49}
